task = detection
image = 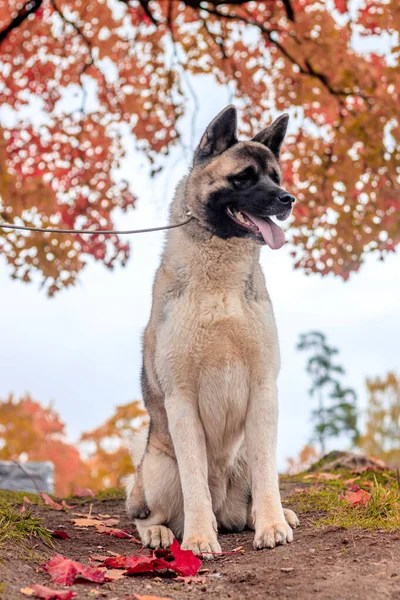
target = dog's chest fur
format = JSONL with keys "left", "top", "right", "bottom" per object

{"left": 147, "top": 214, "right": 280, "bottom": 467}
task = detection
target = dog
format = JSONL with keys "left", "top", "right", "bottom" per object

{"left": 125, "top": 105, "right": 299, "bottom": 556}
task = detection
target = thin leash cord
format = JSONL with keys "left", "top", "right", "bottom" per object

{"left": 0, "top": 213, "right": 193, "bottom": 235}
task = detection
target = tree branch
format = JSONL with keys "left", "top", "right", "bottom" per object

{"left": 0, "top": 0, "right": 43, "bottom": 44}
{"left": 119, "top": 0, "right": 158, "bottom": 25}
{"left": 281, "top": 0, "right": 295, "bottom": 21}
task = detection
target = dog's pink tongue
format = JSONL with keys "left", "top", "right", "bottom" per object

{"left": 245, "top": 214, "right": 285, "bottom": 249}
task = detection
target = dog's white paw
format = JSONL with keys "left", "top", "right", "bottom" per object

{"left": 253, "top": 520, "right": 294, "bottom": 549}
{"left": 284, "top": 508, "right": 300, "bottom": 529}
{"left": 181, "top": 534, "right": 221, "bottom": 559}
{"left": 141, "top": 525, "right": 174, "bottom": 549}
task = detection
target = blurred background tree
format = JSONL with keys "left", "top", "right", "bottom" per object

{"left": 0, "top": 0, "right": 399, "bottom": 294}
{"left": 80, "top": 400, "right": 147, "bottom": 490}
{"left": 285, "top": 444, "right": 319, "bottom": 475}
{"left": 297, "top": 330, "right": 359, "bottom": 454}
{"left": 0, "top": 394, "right": 91, "bottom": 495}
{"left": 0, "top": 394, "right": 146, "bottom": 494}
{"left": 358, "top": 372, "right": 400, "bottom": 468}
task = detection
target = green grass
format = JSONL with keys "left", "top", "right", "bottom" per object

{"left": 0, "top": 505, "right": 53, "bottom": 547}
{"left": 0, "top": 490, "right": 39, "bottom": 506}
{"left": 91, "top": 487, "right": 125, "bottom": 501}
{"left": 284, "top": 472, "right": 400, "bottom": 532}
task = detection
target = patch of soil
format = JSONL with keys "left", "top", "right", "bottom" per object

{"left": 2, "top": 483, "right": 400, "bottom": 600}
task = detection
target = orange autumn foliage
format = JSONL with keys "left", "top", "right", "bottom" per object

{"left": 286, "top": 444, "right": 320, "bottom": 475}
{"left": 0, "top": 394, "right": 147, "bottom": 495}
{"left": 0, "top": 0, "right": 399, "bottom": 293}
{"left": 0, "top": 394, "right": 91, "bottom": 496}
{"left": 80, "top": 401, "right": 148, "bottom": 490}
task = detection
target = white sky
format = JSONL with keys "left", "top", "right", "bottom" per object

{"left": 1, "top": 73, "right": 399, "bottom": 471}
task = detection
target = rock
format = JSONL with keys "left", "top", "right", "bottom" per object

{"left": 0, "top": 461, "right": 54, "bottom": 493}
{"left": 308, "top": 451, "right": 388, "bottom": 473}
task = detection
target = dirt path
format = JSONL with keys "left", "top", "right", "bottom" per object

{"left": 2, "top": 484, "right": 400, "bottom": 600}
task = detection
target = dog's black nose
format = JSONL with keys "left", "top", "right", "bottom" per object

{"left": 278, "top": 192, "right": 295, "bottom": 205}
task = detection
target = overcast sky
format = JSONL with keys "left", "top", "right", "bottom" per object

{"left": 1, "top": 70, "right": 399, "bottom": 471}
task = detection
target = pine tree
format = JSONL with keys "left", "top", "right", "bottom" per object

{"left": 297, "top": 331, "right": 359, "bottom": 454}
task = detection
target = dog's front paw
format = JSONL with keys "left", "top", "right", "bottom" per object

{"left": 253, "top": 521, "right": 293, "bottom": 549}
{"left": 182, "top": 534, "right": 221, "bottom": 559}
{"left": 141, "top": 525, "right": 174, "bottom": 549}
{"left": 284, "top": 508, "right": 300, "bottom": 529}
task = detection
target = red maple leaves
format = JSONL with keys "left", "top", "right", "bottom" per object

{"left": 21, "top": 585, "right": 77, "bottom": 600}
{"left": 39, "top": 541, "right": 201, "bottom": 588}
{"left": 101, "top": 540, "right": 202, "bottom": 577}
{"left": 40, "top": 555, "right": 110, "bottom": 585}
{"left": 341, "top": 486, "right": 371, "bottom": 506}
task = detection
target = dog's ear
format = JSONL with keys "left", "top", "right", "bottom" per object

{"left": 194, "top": 105, "right": 237, "bottom": 163}
{"left": 252, "top": 114, "right": 289, "bottom": 159}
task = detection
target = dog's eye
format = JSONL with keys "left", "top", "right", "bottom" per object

{"left": 230, "top": 166, "right": 258, "bottom": 189}
{"left": 270, "top": 170, "right": 280, "bottom": 185}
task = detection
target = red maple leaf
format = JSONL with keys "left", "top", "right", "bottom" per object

{"left": 41, "top": 493, "right": 63, "bottom": 511}
{"left": 341, "top": 487, "right": 371, "bottom": 506}
{"left": 20, "top": 584, "right": 77, "bottom": 599}
{"left": 99, "top": 528, "right": 134, "bottom": 539}
{"left": 164, "top": 540, "right": 202, "bottom": 576}
{"left": 50, "top": 530, "right": 71, "bottom": 540}
{"left": 101, "top": 540, "right": 201, "bottom": 577}
{"left": 40, "top": 555, "right": 110, "bottom": 585}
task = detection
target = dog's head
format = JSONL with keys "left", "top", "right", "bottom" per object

{"left": 187, "top": 105, "right": 294, "bottom": 249}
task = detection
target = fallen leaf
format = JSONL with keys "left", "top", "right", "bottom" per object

{"left": 101, "top": 540, "right": 201, "bottom": 577}
{"left": 73, "top": 486, "right": 95, "bottom": 497}
{"left": 20, "top": 505, "right": 27, "bottom": 514}
{"left": 61, "top": 500, "right": 77, "bottom": 510}
{"left": 40, "top": 554, "right": 110, "bottom": 585}
{"left": 70, "top": 517, "right": 102, "bottom": 528}
{"left": 360, "top": 481, "right": 374, "bottom": 488}
{"left": 102, "top": 518, "right": 120, "bottom": 527}
{"left": 41, "top": 493, "right": 63, "bottom": 511}
{"left": 50, "top": 530, "right": 71, "bottom": 540}
{"left": 341, "top": 488, "right": 371, "bottom": 506}
{"left": 89, "top": 555, "right": 110, "bottom": 562}
{"left": 20, "top": 584, "right": 77, "bottom": 599}
{"left": 97, "top": 526, "right": 136, "bottom": 539}
{"left": 343, "top": 478, "right": 359, "bottom": 485}
{"left": 165, "top": 540, "right": 202, "bottom": 576}
{"left": 23, "top": 496, "right": 34, "bottom": 504}
{"left": 104, "top": 568, "right": 128, "bottom": 580}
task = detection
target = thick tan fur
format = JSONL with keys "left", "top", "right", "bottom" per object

{"left": 125, "top": 114, "right": 299, "bottom": 557}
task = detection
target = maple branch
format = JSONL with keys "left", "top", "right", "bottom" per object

{"left": 197, "top": 3, "right": 351, "bottom": 101}
{"left": 281, "top": 0, "right": 295, "bottom": 22}
{"left": 0, "top": 0, "right": 43, "bottom": 44}
{"left": 119, "top": 0, "right": 158, "bottom": 25}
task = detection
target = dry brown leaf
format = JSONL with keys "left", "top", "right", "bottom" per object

{"left": 70, "top": 518, "right": 101, "bottom": 528}
{"left": 104, "top": 568, "right": 127, "bottom": 581}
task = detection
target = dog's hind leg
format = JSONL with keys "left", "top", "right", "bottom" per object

{"left": 125, "top": 426, "right": 151, "bottom": 520}
{"left": 133, "top": 442, "right": 184, "bottom": 549}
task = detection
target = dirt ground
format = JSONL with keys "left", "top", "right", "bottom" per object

{"left": 2, "top": 480, "right": 400, "bottom": 600}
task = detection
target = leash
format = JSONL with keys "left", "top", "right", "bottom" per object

{"left": 0, "top": 212, "right": 193, "bottom": 235}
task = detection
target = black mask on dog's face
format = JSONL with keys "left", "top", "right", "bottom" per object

{"left": 190, "top": 106, "right": 295, "bottom": 249}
